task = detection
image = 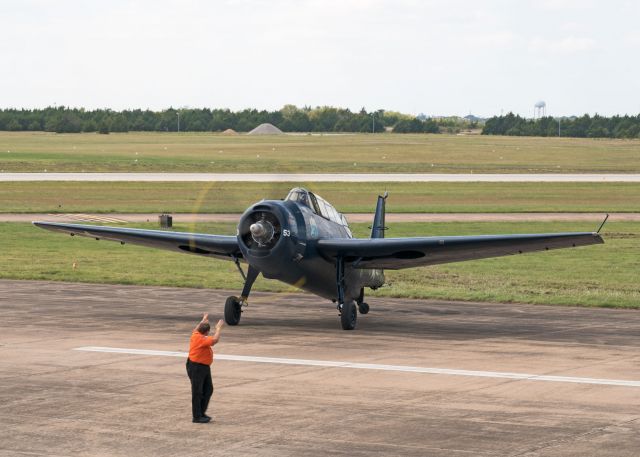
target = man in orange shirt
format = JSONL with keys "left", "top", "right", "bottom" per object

{"left": 186, "top": 313, "right": 223, "bottom": 423}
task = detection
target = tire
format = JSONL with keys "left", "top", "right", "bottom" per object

{"left": 358, "top": 302, "right": 370, "bottom": 315}
{"left": 224, "top": 296, "right": 242, "bottom": 326}
{"left": 340, "top": 301, "right": 357, "bottom": 330}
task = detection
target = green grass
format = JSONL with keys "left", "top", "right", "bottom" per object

{"left": 1, "top": 131, "right": 640, "bottom": 173}
{"left": 2, "top": 181, "right": 639, "bottom": 213}
{"left": 2, "top": 221, "right": 638, "bottom": 308}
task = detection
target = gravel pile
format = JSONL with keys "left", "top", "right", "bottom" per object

{"left": 247, "top": 123, "right": 283, "bottom": 135}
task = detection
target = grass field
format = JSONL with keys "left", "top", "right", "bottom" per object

{"left": 3, "top": 131, "right": 637, "bottom": 309}
{"left": 2, "top": 221, "right": 637, "bottom": 309}
{"left": 2, "top": 131, "right": 640, "bottom": 173}
{"left": 3, "top": 181, "right": 639, "bottom": 213}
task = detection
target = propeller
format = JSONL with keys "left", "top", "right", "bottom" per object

{"left": 239, "top": 210, "right": 281, "bottom": 250}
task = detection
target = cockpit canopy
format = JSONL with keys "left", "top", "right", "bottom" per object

{"left": 285, "top": 188, "right": 350, "bottom": 228}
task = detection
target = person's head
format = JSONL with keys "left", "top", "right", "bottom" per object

{"left": 197, "top": 322, "right": 210, "bottom": 335}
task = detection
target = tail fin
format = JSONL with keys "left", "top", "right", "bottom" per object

{"left": 370, "top": 192, "right": 388, "bottom": 239}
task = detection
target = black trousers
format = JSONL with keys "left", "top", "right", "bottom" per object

{"left": 186, "top": 359, "right": 213, "bottom": 419}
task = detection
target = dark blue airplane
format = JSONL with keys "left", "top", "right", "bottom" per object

{"left": 34, "top": 188, "right": 604, "bottom": 330}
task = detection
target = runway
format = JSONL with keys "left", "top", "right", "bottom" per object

{"left": 1, "top": 280, "right": 639, "bottom": 456}
{"left": 2, "top": 172, "right": 640, "bottom": 182}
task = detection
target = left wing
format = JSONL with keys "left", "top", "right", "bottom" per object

{"left": 33, "top": 222, "right": 241, "bottom": 261}
{"left": 317, "top": 232, "right": 603, "bottom": 270}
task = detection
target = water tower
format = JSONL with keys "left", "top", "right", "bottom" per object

{"left": 534, "top": 100, "right": 546, "bottom": 118}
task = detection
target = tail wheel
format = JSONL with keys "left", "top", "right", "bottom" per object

{"left": 224, "top": 296, "right": 242, "bottom": 326}
{"left": 340, "top": 301, "right": 357, "bottom": 330}
{"left": 358, "top": 302, "right": 370, "bottom": 315}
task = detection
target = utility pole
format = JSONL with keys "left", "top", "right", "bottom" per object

{"left": 371, "top": 113, "right": 375, "bottom": 134}
{"left": 558, "top": 118, "right": 561, "bottom": 137}
{"left": 177, "top": 112, "right": 180, "bottom": 133}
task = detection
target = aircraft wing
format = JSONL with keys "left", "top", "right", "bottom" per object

{"left": 33, "top": 222, "right": 242, "bottom": 261}
{"left": 316, "top": 232, "right": 603, "bottom": 270}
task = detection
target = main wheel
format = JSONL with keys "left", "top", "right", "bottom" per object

{"left": 340, "top": 301, "right": 357, "bottom": 330}
{"left": 358, "top": 302, "right": 370, "bottom": 315}
{"left": 224, "top": 296, "right": 242, "bottom": 326}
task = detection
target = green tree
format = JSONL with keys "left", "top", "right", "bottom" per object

{"left": 7, "top": 119, "right": 22, "bottom": 131}
{"left": 82, "top": 119, "right": 97, "bottom": 132}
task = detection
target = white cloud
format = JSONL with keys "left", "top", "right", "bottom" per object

{"left": 0, "top": 0, "right": 638, "bottom": 116}
{"left": 560, "top": 21, "right": 581, "bottom": 32}
{"left": 625, "top": 31, "right": 640, "bottom": 46}
{"left": 460, "top": 31, "right": 517, "bottom": 48}
{"left": 529, "top": 36, "right": 596, "bottom": 54}
{"left": 537, "top": 0, "right": 596, "bottom": 11}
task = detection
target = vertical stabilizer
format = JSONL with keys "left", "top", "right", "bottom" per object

{"left": 370, "top": 192, "right": 388, "bottom": 239}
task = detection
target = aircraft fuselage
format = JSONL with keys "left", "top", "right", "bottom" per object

{"left": 237, "top": 199, "right": 384, "bottom": 304}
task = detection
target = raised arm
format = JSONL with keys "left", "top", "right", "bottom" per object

{"left": 210, "top": 320, "right": 224, "bottom": 345}
{"left": 194, "top": 313, "right": 209, "bottom": 332}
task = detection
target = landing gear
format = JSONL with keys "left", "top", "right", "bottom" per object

{"left": 340, "top": 301, "right": 357, "bottom": 330}
{"left": 224, "top": 296, "right": 242, "bottom": 325}
{"left": 226, "top": 260, "right": 260, "bottom": 326}
{"left": 336, "top": 256, "right": 357, "bottom": 330}
{"left": 356, "top": 288, "right": 369, "bottom": 314}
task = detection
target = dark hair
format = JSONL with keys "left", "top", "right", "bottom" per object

{"left": 197, "top": 322, "right": 210, "bottom": 334}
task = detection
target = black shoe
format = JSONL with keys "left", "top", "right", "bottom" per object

{"left": 192, "top": 416, "right": 211, "bottom": 423}
{"left": 202, "top": 414, "right": 212, "bottom": 421}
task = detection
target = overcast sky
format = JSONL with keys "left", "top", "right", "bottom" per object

{"left": 2, "top": 0, "right": 639, "bottom": 117}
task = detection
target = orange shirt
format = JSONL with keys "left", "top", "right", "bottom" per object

{"left": 188, "top": 331, "right": 215, "bottom": 365}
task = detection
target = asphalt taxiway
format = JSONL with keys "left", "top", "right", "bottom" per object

{"left": 1, "top": 280, "right": 638, "bottom": 456}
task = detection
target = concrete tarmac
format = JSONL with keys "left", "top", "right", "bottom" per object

{"left": 1, "top": 280, "right": 639, "bottom": 457}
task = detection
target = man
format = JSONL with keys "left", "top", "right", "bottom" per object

{"left": 186, "top": 313, "right": 223, "bottom": 423}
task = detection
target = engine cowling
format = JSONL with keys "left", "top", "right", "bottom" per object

{"left": 237, "top": 202, "right": 297, "bottom": 277}
{"left": 239, "top": 208, "right": 282, "bottom": 252}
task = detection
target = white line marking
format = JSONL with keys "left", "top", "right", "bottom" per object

{"left": 74, "top": 346, "right": 640, "bottom": 387}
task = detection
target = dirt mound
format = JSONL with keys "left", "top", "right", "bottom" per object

{"left": 247, "top": 123, "right": 283, "bottom": 135}
{"left": 221, "top": 128, "right": 238, "bottom": 135}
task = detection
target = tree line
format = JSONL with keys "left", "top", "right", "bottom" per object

{"left": 5, "top": 106, "right": 638, "bottom": 138}
{"left": 0, "top": 105, "right": 446, "bottom": 134}
{"left": 482, "top": 113, "right": 640, "bottom": 139}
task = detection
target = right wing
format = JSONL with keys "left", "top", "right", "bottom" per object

{"left": 317, "top": 231, "right": 603, "bottom": 270}
{"left": 33, "top": 221, "right": 241, "bottom": 261}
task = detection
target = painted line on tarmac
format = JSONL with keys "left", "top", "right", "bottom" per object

{"left": 74, "top": 346, "right": 640, "bottom": 388}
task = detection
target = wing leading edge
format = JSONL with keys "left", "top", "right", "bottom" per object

{"left": 317, "top": 232, "right": 603, "bottom": 270}
{"left": 33, "top": 222, "right": 241, "bottom": 261}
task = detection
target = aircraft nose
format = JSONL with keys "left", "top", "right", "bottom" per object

{"left": 249, "top": 220, "right": 275, "bottom": 246}
{"left": 250, "top": 222, "right": 266, "bottom": 237}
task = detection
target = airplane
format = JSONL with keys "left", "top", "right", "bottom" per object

{"left": 33, "top": 187, "right": 605, "bottom": 330}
